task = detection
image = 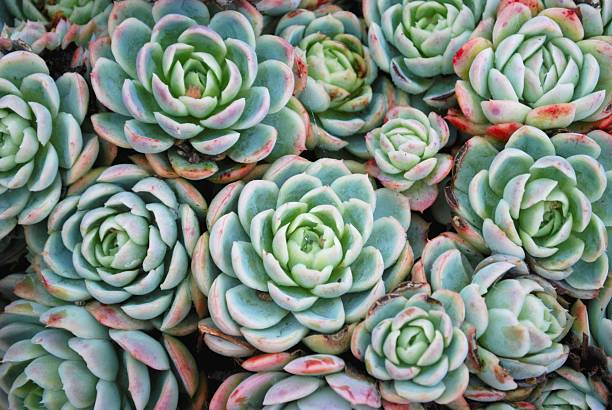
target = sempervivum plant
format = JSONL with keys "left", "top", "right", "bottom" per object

{"left": 91, "top": 0, "right": 308, "bottom": 183}
{"left": 210, "top": 352, "right": 382, "bottom": 409}
{"left": 0, "top": 51, "right": 99, "bottom": 241}
{"left": 449, "top": 2, "right": 612, "bottom": 138}
{"left": 0, "top": 273, "right": 204, "bottom": 409}
{"left": 24, "top": 164, "right": 208, "bottom": 331}
{"left": 365, "top": 106, "right": 453, "bottom": 211}
{"left": 532, "top": 367, "right": 609, "bottom": 409}
{"left": 351, "top": 282, "right": 469, "bottom": 405}
{"left": 362, "top": 0, "right": 499, "bottom": 108}
{"left": 449, "top": 126, "right": 610, "bottom": 298}
{"left": 275, "top": 5, "right": 408, "bottom": 154}
{"left": 199, "top": 155, "right": 413, "bottom": 355}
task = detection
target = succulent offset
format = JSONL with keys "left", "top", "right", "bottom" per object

{"left": 362, "top": 0, "right": 499, "bottom": 108}
{"left": 210, "top": 352, "right": 382, "bottom": 409}
{"left": 351, "top": 283, "right": 469, "bottom": 405}
{"left": 199, "top": 155, "right": 413, "bottom": 355}
{"left": 0, "top": 51, "right": 99, "bottom": 240}
{"left": 365, "top": 106, "right": 453, "bottom": 211}
{"left": 450, "top": 2, "right": 612, "bottom": 138}
{"left": 449, "top": 126, "right": 610, "bottom": 298}
{"left": 276, "top": 5, "right": 408, "bottom": 154}
{"left": 24, "top": 164, "right": 208, "bottom": 331}
{"left": 91, "top": 0, "right": 308, "bottom": 182}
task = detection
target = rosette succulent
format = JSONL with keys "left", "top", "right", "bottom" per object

{"left": 543, "top": 0, "right": 611, "bottom": 38}
{"left": 362, "top": 0, "right": 499, "bottom": 108}
{"left": 449, "top": 126, "right": 611, "bottom": 298}
{"left": 533, "top": 367, "right": 609, "bottom": 409}
{"left": 351, "top": 284, "right": 469, "bottom": 405}
{"left": 3, "top": 0, "right": 112, "bottom": 25}
{"left": 365, "top": 106, "right": 453, "bottom": 211}
{"left": 210, "top": 352, "right": 382, "bottom": 409}
{"left": 275, "top": 6, "right": 408, "bottom": 153}
{"left": 91, "top": 0, "right": 308, "bottom": 182}
{"left": 0, "top": 51, "right": 99, "bottom": 240}
{"left": 0, "top": 274, "right": 203, "bottom": 409}
{"left": 450, "top": 2, "right": 612, "bottom": 138}
{"left": 198, "top": 155, "right": 413, "bottom": 355}
{"left": 24, "top": 164, "right": 208, "bottom": 331}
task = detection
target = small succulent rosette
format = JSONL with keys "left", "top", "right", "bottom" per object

{"left": 543, "top": 0, "right": 611, "bottom": 38}
{"left": 533, "top": 367, "right": 609, "bottom": 410}
{"left": 198, "top": 155, "right": 414, "bottom": 356}
{"left": 0, "top": 273, "right": 205, "bottom": 410}
{"left": 448, "top": 126, "right": 611, "bottom": 298}
{"left": 365, "top": 106, "right": 453, "bottom": 211}
{"left": 91, "top": 0, "right": 309, "bottom": 183}
{"left": 449, "top": 2, "right": 612, "bottom": 139}
{"left": 275, "top": 5, "right": 409, "bottom": 154}
{"left": 362, "top": 0, "right": 499, "bottom": 108}
{"left": 0, "top": 51, "right": 100, "bottom": 240}
{"left": 24, "top": 164, "right": 208, "bottom": 332}
{"left": 571, "top": 277, "right": 612, "bottom": 373}
{"left": 210, "top": 352, "right": 382, "bottom": 409}
{"left": 351, "top": 282, "right": 469, "bottom": 406}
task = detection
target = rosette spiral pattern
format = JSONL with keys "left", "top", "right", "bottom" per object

{"left": 25, "top": 164, "right": 208, "bottom": 331}
{"left": 200, "top": 155, "right": 413, "bottom": 355}
{"left": 365, "top": 106, "right": 453, "bottom": 211}
{"left": 91, "top": 0, "right": 307, "bottom": 182}
{"left": 351, "top": 285, "right": 469, "bottom": 405}
{"left": 449, "top": 126, "right": 611, "bottom": 298}
{"left": 362, "top": 0, "right": 498, "bottom": 107}
{"left": 0, "top": 274, "right": 202, "bottom": 410}
{"left": 210, "top": 353, "right": 382, "bottom": 409}
{"left": 533, "top": 367, "right": 609, "bottom": 410}
{"left": 451, "top": 2, "right": 612, "bottom": 137}
{"left": 0, "top": 51, "right": 98, "bottom": 240}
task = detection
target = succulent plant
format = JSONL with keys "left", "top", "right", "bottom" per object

{"left": 532, "top": 367, "right": 609, "bottom": 409}
{"left": 24, "top": 164, "right": 208, "bottom": 331}
{"left": 351, "top": 282, "right": 469, "bottom": 405}
{"left": 0, "top": 51, "right": 99, "bottom": 241}
{"left": 0, "top": 273, "right": 204, "bottom": 410}
{"left": 91, "top": 0, "right": 308, "bottom": 183}
{"left": 543, "top": 0, "right": 612, "bottom": 38}
{"left": 449, "top": 2, "right": 612, "bottom": 138}
{"left": 210, "top": 352, "right": 383, "bottom": 409}
{"left": 365, "top": 106, "right": 453, "bottom": 211}
{"left": 362, "top": 0, "right": 499, "bottom": 108}
{"left": 449, "top": 126, "right": 611, "bottom": 298}
{"left": 3, "top": 0, "right": 112, "bottom": 25}
{"left": 275, "top": 5, "right": 408, "bottom": 154}
{"left": 198, "top": 155, "right": 413, "bottom": 355}
{"left": 251, "top": 0, "right": 332, "bottom": 16}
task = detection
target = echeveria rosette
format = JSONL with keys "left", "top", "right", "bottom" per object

{"left": 449, "top": 2, "right": 612, "bottom": 139}
{"left": 24, "top": 164, "right": 208, "bottom": 332}
{"left": 351, "top": 284, "right": 469, "bottom": 405}
{"left": 3, "top": 0, "right": 112, "bottom": 25}
{"left": 199, "top": 155, "right": 414, "bottom": 355}
{"left": 0, "top": 274, "right": 204, "bottom": 410}
{"left": 91, "top": 0, "right": 307, "bottom": 183}
{"left": 362, "top": 0, "right": 499, "bottom": 108}
{"left": 533, "top": 367, "right": 609, "bottom": 410}
{"left": 275, "top": 6, "right": 407, "bottom": 154}
{"left": 210, "top": 352, "right": 382, "bottom": 409}
{"left": 0, "top": 51, "right": 99, "bottom": 241}
{"left": 365, "top": 106, "right": 453, "bottom": 211}
{"left": 448, "top": 126, "right": 611, "bottom": 298}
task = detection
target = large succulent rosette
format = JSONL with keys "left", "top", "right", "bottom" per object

{"left": 91, "top": 0, "right": 308, "bottom": 183}
{"left": 450, "top": 2, "right": 612, "bottom": 138}
{"left": 198, "top": 155, "right": 413, "bottom": 355}
{"left": 365, "top": 106, "right": 453, "bottom": 211}
{"left": 362, "top": 0, "right": 498, "bottom": 108}
{"left": 0, "top": 51, "right": 99, "bottom": 240}
{"left": 351, "top": 283, "right": 469, "bottom": 405}
{"left": 449, "top": 126, "right": 611, "bottom": 298}
{"left": 275, "top": 6, "right": 408, "bottom": 154}
{"left": 24, "top": 164, "right": 208, "bottom": 331}
{"left": 532, "top": 367, "right": 609, "bottom": 409}
{"left": 0, "top": 274, "right": 204, "bottom": 410}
